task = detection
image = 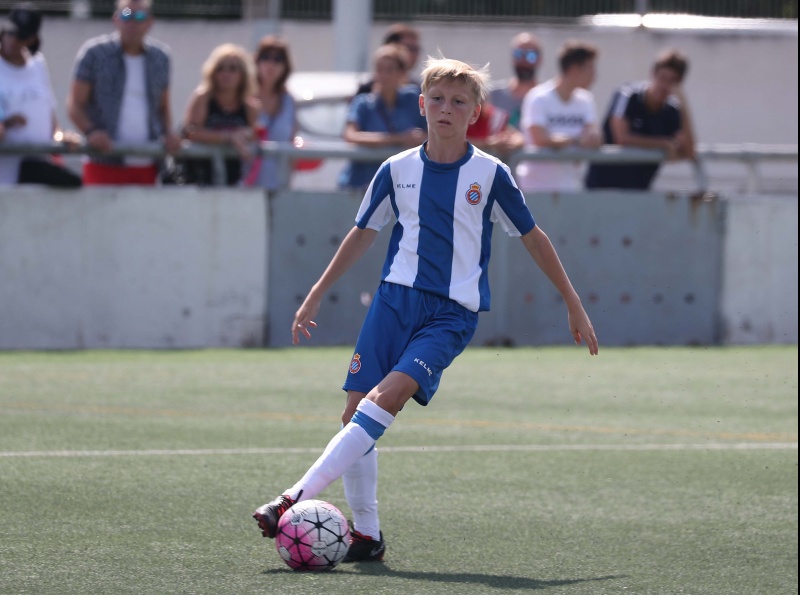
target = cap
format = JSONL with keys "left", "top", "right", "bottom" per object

{"left": 3, "top": 2, "right": 42, "bottom": 40}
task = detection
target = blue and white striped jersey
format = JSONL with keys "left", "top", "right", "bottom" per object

{"left": 355, "top": 143, "right": 536, "bottom": 313}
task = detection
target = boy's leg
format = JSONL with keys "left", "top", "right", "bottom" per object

{"left": 341, "top": 391, "right": 381, "bottom": 540}
{"left": 342, "top": 445, "right": 379, "bottom": 532}
{"left": 254, "top": 372, "right": 417, "bottom": 538}
{"left": 286, "top": 372, "right": 416, "bottom": 499}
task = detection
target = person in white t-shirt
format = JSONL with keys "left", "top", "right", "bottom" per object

{"left": 0, "top": 2, "right": 81, "bottom": 186}
{"left": 518, "top": 40, "right": 601, "bottom": 192}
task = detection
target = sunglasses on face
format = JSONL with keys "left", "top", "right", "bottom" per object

{"left": 513, "top": 48, "right": 539, "bottom": 64}
{"left": 258, "top": 51, "right": 286, "bottom": 63}
{"left": 119, "top": 7, "right": 150, "bottom": 22}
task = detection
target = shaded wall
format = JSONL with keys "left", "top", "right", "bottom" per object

{"left": 0, "top": 187, "right": 795, "bottom": 350}
{"left": 0, "top": 187, "right": 268, "bottom": 349}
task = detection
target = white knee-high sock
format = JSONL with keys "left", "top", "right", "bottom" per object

{"left": 343, "top": 445, "right": 380, "bottom": 539}
{"left": 286, "top": 400, "right": 394, "bottom": 502}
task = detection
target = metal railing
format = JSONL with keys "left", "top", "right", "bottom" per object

{"left": 1, "top": 141, "right": 797, "bottom": 193}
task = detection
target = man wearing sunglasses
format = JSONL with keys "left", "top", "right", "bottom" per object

{"left": 489, "top": 32, "right": 542, "bottom": 129}
{"left": 67, "top": 0, "right": 181, "bottom": 185}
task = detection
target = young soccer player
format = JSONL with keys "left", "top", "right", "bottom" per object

{"left": 253, "top": 57, "right": 599, "bottom": 562}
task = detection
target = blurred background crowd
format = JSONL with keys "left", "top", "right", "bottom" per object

{"left": 0, "top": 0, "right": 796, "bottom": 193}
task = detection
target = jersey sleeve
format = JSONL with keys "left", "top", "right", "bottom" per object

{"left": 488, "top": 163, "right": 535, "bottom": 237}
{"left": 527, "top": 93, "right": 549, "bottom": 128}
{"left": 355, "top": 161, "right": 395, "bottom": 231}
{"left": 612, "top": 87, "right": 634, "bottom": 119}
{"left": 73, "top": 41, "right": 96, "bottom": 83}
{"left": 345, "top": 93, "right": 367, "bottom": 127}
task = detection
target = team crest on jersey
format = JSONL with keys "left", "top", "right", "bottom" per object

{"left": 349, "top": 353, "right": 362, "bottom": 374}
{"left": 465, "top": 182, "right": 482, "bottom": 205}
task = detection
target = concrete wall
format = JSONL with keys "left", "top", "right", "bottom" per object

{"left": 0, "top": 187, "right": 267, "bottom": 349}
{"left": 266, "top": 189, "right": 727, "bottom": 348}
{"left": 0, "top": 187, "right": 795, "bottom": 350}
{"left": 39, "top": 18, "right": 797, "bottom": 148}
{"left": 720, "top": 194, "right": 799, "bottom": 344}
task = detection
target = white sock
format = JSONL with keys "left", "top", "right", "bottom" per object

{"left": 343, "top": 446, "right": 380, "bottom": 539}
{"left": 286, "top": 400, "right": 394, "bottom": 502}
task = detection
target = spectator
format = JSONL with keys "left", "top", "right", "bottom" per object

{"left": 466, "top": 101, "right": 523, "bottom": 159}
{"left": 180, "top": 43, "right": 259, "bottom": 186}
{"left": 67, "top": 0, "right": 181, "bottom": 186}
{"left": 489, "top": 32, "right": 542, "bottom": 128}
{"left": 339, "top": 44, "right": 427, "bottom": 190}
{"left": 248, "top": 35, "right": 297, "bottom": 191}
{"left": 517, "top": 40, "right": 601, "bottom": 192}
{"left": 0, "top": 2, "right": 81, "bottom": 187}
{"left": 585, "top": 49, "right": 696, "bottom": 190}
{"left": 356, "top": 23, "right": 422, "bottom": 95}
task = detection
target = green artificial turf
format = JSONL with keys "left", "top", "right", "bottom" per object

{"left": 0, "top": 346, "right": 796, "bottom": 594}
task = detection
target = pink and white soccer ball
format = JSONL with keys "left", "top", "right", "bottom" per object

{"left": 275, "top": 499, "right": 350, "bottom": 571}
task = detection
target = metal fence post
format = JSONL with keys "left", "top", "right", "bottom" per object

{"left": 211, "top": 149, "right": 226, "bottom": 187}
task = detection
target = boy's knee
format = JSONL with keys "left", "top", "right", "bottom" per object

{"left": 365, "top": 371, "right": 418, "bottom": 415}
{"left": 342, "top": 391, "right": 366, "bottom": 426}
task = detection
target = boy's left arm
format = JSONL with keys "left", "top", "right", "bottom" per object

{"left": 520, "top": 226, "right": 599, "bottom": 355}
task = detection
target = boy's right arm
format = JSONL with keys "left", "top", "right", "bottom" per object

{"left": 520, "top": 226, "right": 598, "bottom": 355}
{"left": 291, "top": 226, "right": 379, "bottom": 344}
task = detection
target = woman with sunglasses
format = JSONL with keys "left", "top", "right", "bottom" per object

{"left": 248, "top": 36, "right": 297, "bottom": 191}
{"left": 180, "top": 43, "right": 259, "bottom": 186}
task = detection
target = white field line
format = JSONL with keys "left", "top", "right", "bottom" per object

{"left": 0, "top": 443, "right": 796, "bottom": 458}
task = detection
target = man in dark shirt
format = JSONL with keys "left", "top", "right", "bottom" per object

{"left": 585, "top": 49, "right": 695, "bottom": 190}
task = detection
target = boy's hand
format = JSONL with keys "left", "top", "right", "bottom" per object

{"left": 568, "top": 303, "right": 599, "bottom": 355}
{"left": 291, "top": 295, "right": 321, "bottom": 345}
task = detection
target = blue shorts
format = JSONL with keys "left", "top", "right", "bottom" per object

{"left": 342, "top": 282, "right": 478, "bottom": 405}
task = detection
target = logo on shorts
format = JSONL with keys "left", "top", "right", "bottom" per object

{"left": 349, "top": 353, "right": 362, "bottom": 374}
{"left": 465, "top": 182, "right": 482, "bottom": 205}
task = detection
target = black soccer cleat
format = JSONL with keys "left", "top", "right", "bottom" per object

{"left": 342, "top": 523, "right": 386, "bottom": 563}
{"left": 252, "top": 494, "right": 295, "bottom": 539}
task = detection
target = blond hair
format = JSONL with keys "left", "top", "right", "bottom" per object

{"left": 199, "top": 43, "right": 256, "bottom": 100}
{"left": 420, "top": 57, "right": 490, "bottom": 105}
